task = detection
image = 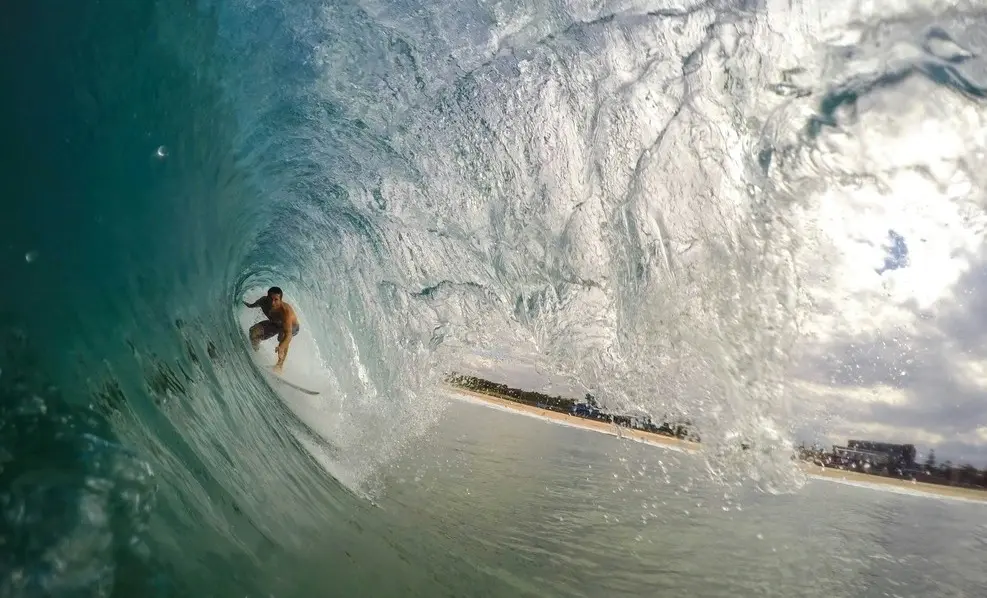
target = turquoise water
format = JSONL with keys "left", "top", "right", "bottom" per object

{"left": 3, "top": 0, "right": 986, "bottom": 596}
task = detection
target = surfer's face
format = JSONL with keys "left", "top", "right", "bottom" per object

{"left": 269, "top": 294, "right": 283, "bottom": 309}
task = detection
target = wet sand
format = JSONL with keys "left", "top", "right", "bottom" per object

{"left": 445, "top": 385, "right": 987, "bottom": 504}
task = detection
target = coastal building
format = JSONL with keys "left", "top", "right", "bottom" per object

{"left": 828, "top": 440, "right": 917, "bottom": 471}
{"left": 846, "top": 440, "right": 916, "bottom": 468}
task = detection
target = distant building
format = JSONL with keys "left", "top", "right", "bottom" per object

{"left": 847, "top": 440, "right": 916, "bottom": 468}
{"left": 827, "top": 440, "right": 916, "bottom": 471}
{"left": 831, "top": 446, "right": 890, "bottom": 468}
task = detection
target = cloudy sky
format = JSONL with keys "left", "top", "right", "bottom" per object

{"left": 793, "top": 237, "right": 987, "bottom": 466}
{"left": 784, "top": 31, "right": 987, "bottom": 465}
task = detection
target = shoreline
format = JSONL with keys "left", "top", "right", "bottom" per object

{"left": 802, "top": 464, "right": 987, "bottom": 503}
{"left": 445, "top": 385, "right": 987, "bottom": 504}
{"left": 445, "top": 385, "right": 699, "bottom": 453}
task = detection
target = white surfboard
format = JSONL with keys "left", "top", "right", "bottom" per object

{"left": 264, "top": 367, "right": 320, "bottom": 396}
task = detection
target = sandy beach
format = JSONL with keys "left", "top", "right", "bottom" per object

{"left": 445, "top": 385, "right": 699, "bottom": 453}
{"left": 446, "top": 385, "right": 987, "bottom": 504}
{"left": 801, "top": 464, "right": 987, "bottom": 503}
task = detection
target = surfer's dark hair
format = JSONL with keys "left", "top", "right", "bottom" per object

{"left": 267, "top": 286, "right": 283, "bottom": 297}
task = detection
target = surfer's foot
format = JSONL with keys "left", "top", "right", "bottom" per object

{"left": 273, "top": 364, "right": 283, "bottom": 375}
{"left": 251, "top": 340, "right": 260, "bottom": 352}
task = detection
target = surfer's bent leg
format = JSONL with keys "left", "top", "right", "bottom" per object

{"left": 278, "top": 322, "right": 300, "bottom": 343}
{"left": 249, "top": 320, "right": 281, "bottom": 350}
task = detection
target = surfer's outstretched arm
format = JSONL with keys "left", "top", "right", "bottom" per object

{"left": 274, "top": 309, "right": 296, "bottom": 372}
{"left": 243, "top": 297, "right": 262, "bottom": 308}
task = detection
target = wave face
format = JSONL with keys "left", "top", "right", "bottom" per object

{"left": 2, "top": 0, "right": 986, "bottom": 595}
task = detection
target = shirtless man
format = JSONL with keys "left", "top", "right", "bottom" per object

{"left": 244, "top": 286, "right": 299, "bottom": 374}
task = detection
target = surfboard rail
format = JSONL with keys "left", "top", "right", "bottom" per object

{"left": 263, "top": 367, "right": 320, "bottom": 395}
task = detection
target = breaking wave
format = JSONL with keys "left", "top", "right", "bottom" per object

{"left": 1, "top": 0, "right": 984, "bottom": 595}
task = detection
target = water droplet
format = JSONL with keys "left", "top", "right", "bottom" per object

{"left": 156, "top": 145, "right": 168, "bottom": 159}
{"left": 24, "top": 251, "right": 37, "bottom": 263}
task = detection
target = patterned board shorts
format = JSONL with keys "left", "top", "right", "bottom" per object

{"left": 253, "top": 320, "right": 300, "bottom": 342}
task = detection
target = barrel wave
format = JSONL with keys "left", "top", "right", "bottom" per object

{"left": 2, "top": 0, "right": 986, "bottom": 596}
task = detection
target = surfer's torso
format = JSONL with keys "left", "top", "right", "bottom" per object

{"left": 259, "top": 296, "right": 292, "bottom": 324}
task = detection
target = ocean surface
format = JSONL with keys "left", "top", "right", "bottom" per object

{"left": 2, "top": 0, "right": 986, "bottom": 597}
{"left": 388, "top": 400, "right": 987, "bottom": 597}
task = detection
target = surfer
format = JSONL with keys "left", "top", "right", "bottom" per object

{"left": 243, "top": 286, "right": 299, "bottom": 374}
